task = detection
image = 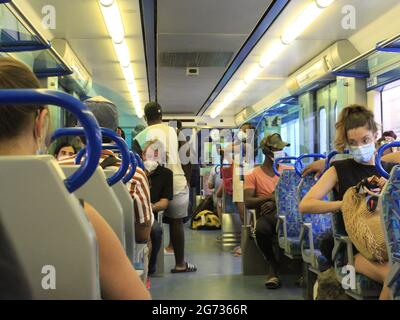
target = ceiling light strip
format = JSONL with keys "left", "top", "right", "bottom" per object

{"left": 99, "top": 0, "right": 143, "bottom": 118}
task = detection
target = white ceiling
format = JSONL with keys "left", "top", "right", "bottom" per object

{"left": 22, "top": 0, "right": 149, "bottom": 118}
{"left": 157, "top": 0, "right": 273, "bottom": 115}
{"left": 204, "top": 0, "right": 400, "bottom": 117}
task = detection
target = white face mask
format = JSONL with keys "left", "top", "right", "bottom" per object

{"left": 349, "top": 143, "right": 376, "bottom": 164}
{"left": 144, "top": 160, "right": 158, "bottom": 173}
{"left": 273, "top": 150, "right": 286, "bottom": 160}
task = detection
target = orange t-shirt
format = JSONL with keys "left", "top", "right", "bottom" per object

{"left": 244, "top": 165, "right": 293, "bottom": 197}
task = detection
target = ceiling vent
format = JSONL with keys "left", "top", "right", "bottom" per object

{"left": 159, "top": 52, "right": 234, "bottom": 68}
{"left": 186, "top": 67, "right": 199, "bottom": 76}
{"left": 286, "top": 40, "right": 359, "bottom": 95}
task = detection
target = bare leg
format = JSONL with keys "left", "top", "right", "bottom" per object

{"left": 235, "top": 202, "right": 245, "bottom": 225}
{"left": 354, "top": 253, "right": 392, "bottom": 300}
{"left": 169, "top": 218, "right": 185, "bottom": 268}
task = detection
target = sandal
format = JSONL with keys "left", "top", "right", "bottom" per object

{"left": 171, "top": 262, "right": 197, "bottom": 273}
{"left": 265, "top": 276, "right": 281, "bottom": 289}
{"left": 232, "top": 246, "right": 242, "bottom": 256}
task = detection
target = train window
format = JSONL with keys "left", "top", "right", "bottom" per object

{"left": 381, "top": 84, "right": 400, "bottom": 137}
{"left": 319, "top": 108, "right": 327, "bottom": 154}
{"left": 281, "top": 118, "right": 300, "bottom": 157}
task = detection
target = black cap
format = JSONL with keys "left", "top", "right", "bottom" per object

{"left": 144, "top": 102, "right": 162, "bottom": 119}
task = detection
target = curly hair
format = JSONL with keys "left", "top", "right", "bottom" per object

{"left": 334, "top": 105, "right": 378, "bottom": 152}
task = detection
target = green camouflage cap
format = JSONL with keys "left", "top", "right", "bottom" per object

{"left": 260, "top": 133, "right": 290, "bottom": 150}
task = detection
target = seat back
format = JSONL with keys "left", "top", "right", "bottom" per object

{"left": 298, "top": 174, "right": 332, "bottom": 247}
{"left": 62, "top": 166, "right": 126, "bottom": 248}
{"left": 104, "top": 168, "right": 135, "bottom": 263}
{"left": 380, "top": 165, "right": 400, "bottom": 299}
{"left": 381, "top": 166, "right": 400, "bottom": 262}
{"left": 276, "top": 170, "right": 302, "bottom": 237}
{"left": 0, "top": 156, "right": 100, "bottom": 299}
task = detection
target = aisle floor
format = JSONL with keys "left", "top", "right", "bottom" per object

{"left": 149, "top": 225, "right": 303, "bottom": 300}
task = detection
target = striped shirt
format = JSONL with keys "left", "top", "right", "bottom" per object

{"left": 58, "top": 150, "right": 153, "bottom": 225}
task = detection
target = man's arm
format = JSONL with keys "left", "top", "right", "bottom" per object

{"left": 382, "top": 152, "right": 400, "bottom": 164}
{"left": 244, "top": 188, "right": 272, "bottom": 209}
{"left": 152, "top": 199, "right": 169, "bottom": 213}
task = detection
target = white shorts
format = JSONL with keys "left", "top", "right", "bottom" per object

{"left": 165, "top": 186, "right": 189, "bottom": 219}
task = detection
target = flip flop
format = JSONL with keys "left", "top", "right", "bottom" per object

{"left": 171, "top": 262, "right": 197, "bottom": 273}
{"left": 265, "top": 277, "right": 281, "bottom": 289}
{"left": 232, "top": 246, "right": 242, "bottom": 256}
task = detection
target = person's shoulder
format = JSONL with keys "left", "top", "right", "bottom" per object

{"left": 331, "top": 158, "right": 353, "bottom": 169}
{"left": 160, "top": 166, "right": 173, "bottom": 178}
{"left": 246, "top": 165, "right": 261, "bottom": 176}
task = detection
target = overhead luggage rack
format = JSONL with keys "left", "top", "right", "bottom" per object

{"left": 0, "top": 1, "right": 73, "bottom": 77}
{"left": 332, "top": 33, "right": 400, "bottom": 90}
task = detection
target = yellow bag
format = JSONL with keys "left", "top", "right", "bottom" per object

{"left": 341, "top": 177, "right": 388, "bottom": 263}
{"left": 191, "top": 210, "right": 221, "bottom": 230}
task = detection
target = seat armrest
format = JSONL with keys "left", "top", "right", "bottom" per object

{"left": 277, "top": 215, "right": 287, "bottom": 241}
{"left": 157, "top": 211, "right": 164, "bottom": 224}
{"left": 332, "top": 234, "right": 354, "bottom": 266}
{"left": 300, "top": 223, "right": 314, "bottom": 257}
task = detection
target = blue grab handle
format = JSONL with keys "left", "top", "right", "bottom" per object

{"left": 53, "top": 128, "right": 130, "bottom": 186}
{"left": 123, "top": 151, "right": 138, "bottom": 184}
{"left": 375, "top": 141, "right": 400, "bottom": 179}
{"left": 325, "top": 151, "right": 339, "bottom": 172}
{"left": 75, "top": 144, "right": 138, "bottom": 184}
{"left": 0, "top": 90, "right": 101, "bottom": 193}
{"left": 74, "top": 143, "right": 118, "bottom": 165}
{"left": 295, "top": 153, "right": 326, "bottom": 177}
{"left": 273, "top": 156, "right": 298, "bottom": 177}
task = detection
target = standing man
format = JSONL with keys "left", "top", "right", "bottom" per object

{"left": 134, "top": 102, "right": 197, "bottom": 273}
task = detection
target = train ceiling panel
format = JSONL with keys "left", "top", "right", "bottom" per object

{"left": 157, "top": 0, "right": 272, "bottom": 115}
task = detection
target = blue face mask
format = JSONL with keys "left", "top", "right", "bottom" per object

{"left": 349, "top": 143, "right": 376, "bottom": 163}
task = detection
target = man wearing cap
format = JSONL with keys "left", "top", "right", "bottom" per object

{"left": 244, "top": 133, "right": 292, "bottom": 289}
{"left": 59, "top": 96, "right": 153, "bottom": 244}
{"left": 133, "top": 102, "right": 197, "bottom": 273}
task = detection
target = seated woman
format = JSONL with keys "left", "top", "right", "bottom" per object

{"left": 244, "top": 133, "right": 291, "bottom": 289}
{"left": 53, "top": 142, "right": 76, "bottom": 161}
{"left": 0, "top": 57, "right": 150, "bottom": 300}
{"left": 299, "top": 104, "right": 400, "bottom": 300}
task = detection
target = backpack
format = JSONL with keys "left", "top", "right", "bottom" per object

{"left": 191, "top": 210, "right": 221, "bottom": 230}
